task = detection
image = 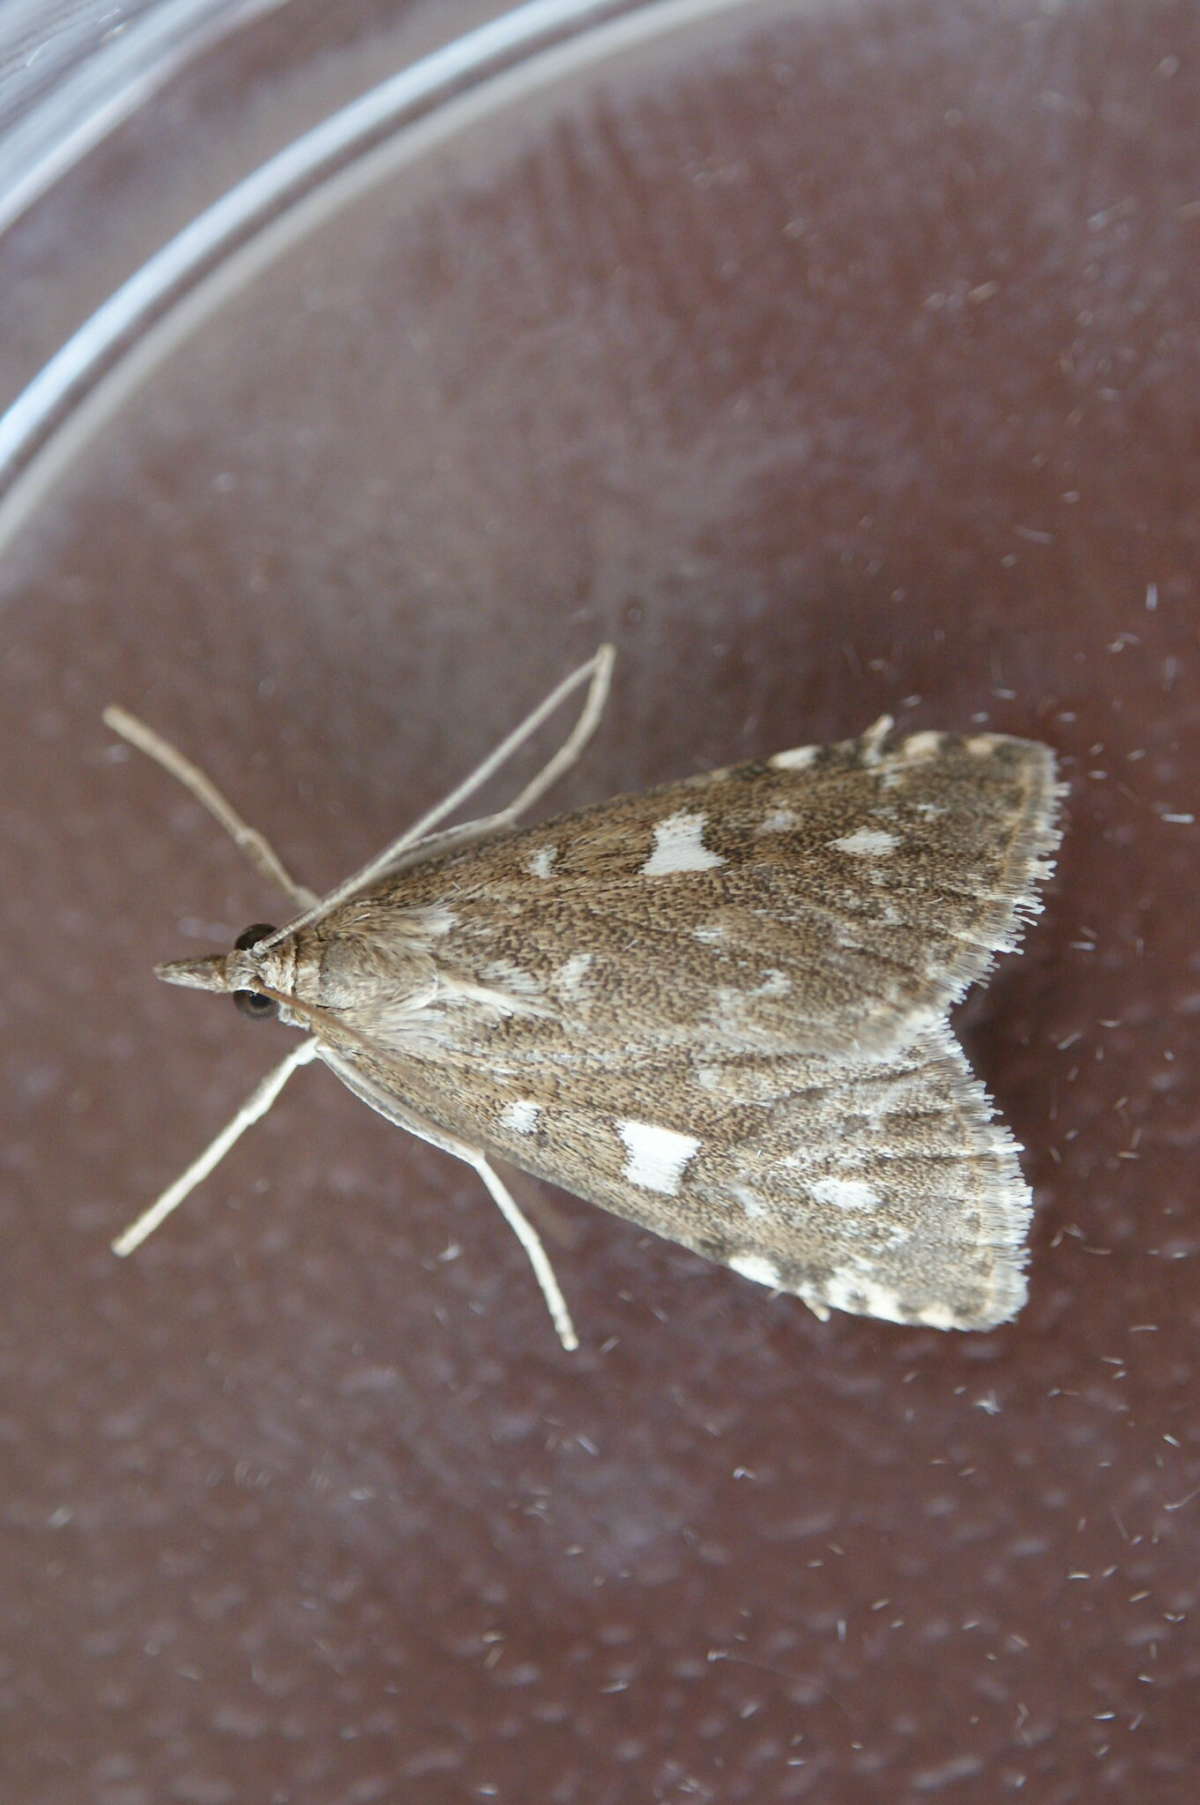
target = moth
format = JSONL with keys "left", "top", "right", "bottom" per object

{"left": 106, "top": 647, "right": 1062, "bottom": 1347}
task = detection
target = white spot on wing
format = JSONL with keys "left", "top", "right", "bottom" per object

{"left": 641, "top": 810, "right": 726, "bottom": 876}
{"left": 756, "top": 806, "right": 799, "bottom": 832}
{"left": 899, "top": 730, "right": 943, "bottom": 762}
{"left": 914, "top": 1302, "right": 958, "bottom": 1329}
{"left": 500, "top": 1099, "right": 541, "bottom": 1135}
{"left": 478, "top": 961, "right": 545, "bottom": 997}
{"left": 821, "top": 1264, "right": 956, "bottom": 1328}
{"left": 398, "top": 903, "right": 457, "bottom": 942}
{"left": 617, "top": 1120, "right": 701, "bottom": 1195}
{"left": 527, "top": 845, "right": 558, "bottom": 878}
{"left": 556, "top": 952, "right": 593, "bottom": 999}
{"left": 770, "top": 745, "right": 818, "bottom": 770}
{"left": 729, "top": 1253, "right": 782, "bottom": 1289}
{"left": 811, "top": 1176, "right": 882, "bottom": 1211}
{"left": 692, "top": 922, "right": 726, "bottom": 946}
{"left": 966, "top": 735, "right": 997, "bottom": 757}
{"left": 831, "top": 827, "right": 900, "bottom": 856}
{"left": 731, "top": 1185, "right": 768, "bottom": 1220}
{"left": 823, "top": 1269, "right": 909, "bottom": 1323}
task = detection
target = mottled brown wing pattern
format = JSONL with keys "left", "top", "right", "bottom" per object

{"left": 291, "top": 719, "right": 1061, "bottom": 1330}
{"left": 318, "top": 1022, "right": 1027, "bottom": 1330}
{"left": 337, "top": 720, "right": 1059, "bottom": 1061}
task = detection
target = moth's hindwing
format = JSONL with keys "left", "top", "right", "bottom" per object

{"left": 293, "top": 720, "right": 1061, "bottom": 1330}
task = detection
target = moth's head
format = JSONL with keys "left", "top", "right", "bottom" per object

{"left": 155, "top": 921, "right": 283, "bottom": 1021}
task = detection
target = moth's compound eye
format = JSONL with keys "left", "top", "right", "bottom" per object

{"left": 233, "top": 923, "right": 279, "bottom": 1019}
{"left": 233, "top": 989, "right": 277, "bottom": 1020}
{"left": 235, "top": 922, "right": 278, "bottom": 950}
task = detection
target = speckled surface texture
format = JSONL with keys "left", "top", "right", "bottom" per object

{"left": 2, "top": 1, "right": 1198, "bottom": 1800}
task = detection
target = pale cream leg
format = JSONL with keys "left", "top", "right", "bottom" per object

{"left": 468, "top": 1153, "right": 579, "bottom": 1352}
{"left": 110, "top": 1038, "right": 321, "bottom": 1254}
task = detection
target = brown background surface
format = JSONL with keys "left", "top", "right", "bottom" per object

{"left": 1, "top": 1, "right": 1198, "bottom": 1800}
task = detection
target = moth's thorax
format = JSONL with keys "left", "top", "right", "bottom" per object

{"left": 277, "top": 921, "right": 438, "bottom": 1017}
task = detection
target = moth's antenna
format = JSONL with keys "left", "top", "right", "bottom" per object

{"left": 257, "top": 643, "right": 616, "bottom": 952}
{"left": 493, "top": 642, "right": 616, "bottom": 826}
{"left": 103, "top": 706, "right": 317, "bottom": 910}
{"left": 111, "top": 1038, "right": 321, "bottom": 1255}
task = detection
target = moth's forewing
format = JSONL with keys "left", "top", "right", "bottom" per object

{"left": 319, "top": 1019, "right": 1027, "bottom": 1330}
{"left": 339, "top": 725, "right": 1058, "bottom": 1057}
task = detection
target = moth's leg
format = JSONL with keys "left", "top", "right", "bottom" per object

{"left": 103, "top": 706, "right": 318, "bottom": 910}
{"left": 111, "top": 1038, "right": 321, "bottom": 1254}
{"left": 268, "top": 644, "right": 615, "bottom": 943}
{"left": 314, "top": 1045, "right": 579, "bottom": 1351}
{"left": 467, "top": 1153, "right": 580, "bottom": 1352}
